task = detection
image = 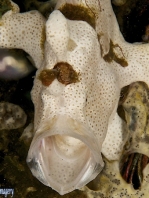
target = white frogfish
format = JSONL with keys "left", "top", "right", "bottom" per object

{"left": 27, "top": 9, "right": 120, "bottom": 195}
{"left": 26, "top": 0, "right": 149, "bottom": 194}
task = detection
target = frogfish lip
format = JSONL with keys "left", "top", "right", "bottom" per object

{"left": 26, "top": 115, "right": 104, "bottom": 195}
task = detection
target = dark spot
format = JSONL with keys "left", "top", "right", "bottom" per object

{"left": 54, "top": 62, "right": 79, "bottom": 85}
{"left": 38, "top": 62, "right": 79, "bottom": 86}
{"left": 59, "top": 3, "right": 96, "bottom": 29}
{"left": 141, "top": 135, "right": 149, "bottom": 143}
{"left": 112, "top": 179, "right": 120, "bottom": 185}
{"left": 40, "top": 26, "right": 46, "bottom": 52}
{"left": 38, "top": 69, "right": 58, "bottom": 86}
{"left": 98, "top": 37, "right": 128, "bottom": 67}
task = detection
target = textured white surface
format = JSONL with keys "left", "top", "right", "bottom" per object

{"left": 0, "top": 1, "right": 45, "bottom": 68}
{"left": 28, "top": 10, "right": 111, "bottom": 194}
{"left": 82, "top": 159, "right": 149, "bottom": 198}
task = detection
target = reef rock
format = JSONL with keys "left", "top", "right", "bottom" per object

{"left": 82, "top": 157, "right": 149, "bottom": 198}
{"left": 0, "top": 102, "right": 27, "bottom": 130}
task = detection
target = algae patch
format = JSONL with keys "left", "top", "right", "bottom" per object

{"left": 98, "top": 35, "right": 128, "bottom": 67}
{"left": 59, "top": 3, "right": 96, "bottom": 29}
{"left": 0, "top": 0, "right": 12, "bottom": 18}
{"left": 39, "top": 62, "right": 79, "bottom": 86}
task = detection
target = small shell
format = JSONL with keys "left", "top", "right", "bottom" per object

{"left": 0, "top": 49, "right": 35, "bottom": 80}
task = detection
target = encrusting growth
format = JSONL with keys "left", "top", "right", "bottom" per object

{"left": 39, "top": 62, "right": 79, "bottom": 86}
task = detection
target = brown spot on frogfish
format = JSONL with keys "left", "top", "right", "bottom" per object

{"left": 38, "top": 62, "right": 79, "bottom": 86}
